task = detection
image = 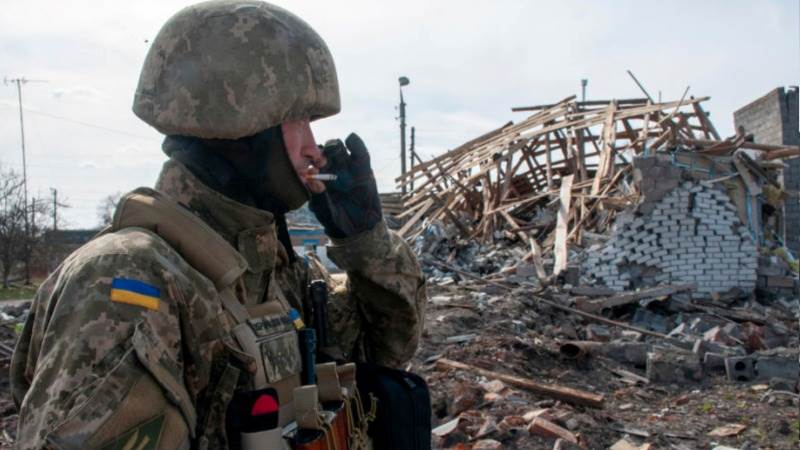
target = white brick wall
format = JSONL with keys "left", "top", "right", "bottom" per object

{"left": 583, "top": 181, "right": 758, "bottom": 294}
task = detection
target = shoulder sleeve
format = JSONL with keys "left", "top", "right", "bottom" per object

{"left": 326, "top": 221, "right": 427, "bottom": 368}
{"left": 12, "top": 231, "right": 195, "bottom": 450}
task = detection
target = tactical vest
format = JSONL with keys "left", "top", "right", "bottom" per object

{"left": 111, "top": 187, "right": 371, "bottom": 450}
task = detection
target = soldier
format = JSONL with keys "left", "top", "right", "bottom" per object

{"left": 10, "top": 1, "right": 426, "bottom": 449}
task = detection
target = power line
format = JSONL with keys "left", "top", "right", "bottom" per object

{"left": 0, "top": 102, "right": 160, "bottom": 142}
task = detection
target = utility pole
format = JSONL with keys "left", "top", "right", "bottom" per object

{"left": 409, "top": 126, "right": 416, "bottom": 191}
{"left": 51, "top": 188, "right": 57, "bottom": 231}
{"left": 5, "top": 76, "right": 46, "bottom": 285}
{"left": 398, "top": 76, "right": 410, "bottom": 194}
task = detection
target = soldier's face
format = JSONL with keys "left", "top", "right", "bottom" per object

{"left": 281, "top": 119, "right": 326, "bottom": 194}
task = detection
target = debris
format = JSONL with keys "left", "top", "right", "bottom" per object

{"left": 471, "top": 439, "right": 502, "bottom": 450}
{"left": 436, "top": 358, "right": 605, "bottom": 408}
{"left": 707, "top": 423, "right": 747, "bottom": 437}
{"left": 560, "top": 341, "right": 651, "bottom": 366}
{"left": 552, "top": 438, "right": 582, "bottom": 450}
{"left": 528, "top": 417, "right": 578, "bottom": 444}
{"left": 431, "top": 417, "right": 460, "bottom": 437}
{"left": 406, "top": 89, "right": 799, "bottom": 450}
{"left": 574, "top": 283, "right": 695, "bottom": 314}
{"left": 645, "top": 347, "right": 703, "bottom": 384}
{"left": 445, "top": 334, "right": 477, "bottom": 344}
{"left": 609, "top": 438, "right": 640, "bottom": 450}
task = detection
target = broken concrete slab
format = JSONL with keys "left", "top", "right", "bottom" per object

{"left": 646, "top": 347, "right": 703, "bottom": 384}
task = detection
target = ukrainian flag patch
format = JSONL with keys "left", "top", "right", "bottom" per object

{"left": 289, "top": 308, "right": 305, "bottom": 329}
{"left": 110, "top": 278, "right": 161, "bottom": 311}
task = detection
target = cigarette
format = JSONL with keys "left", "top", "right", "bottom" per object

{"left": 308, "top": 173, "right": 338, "bottom": 181}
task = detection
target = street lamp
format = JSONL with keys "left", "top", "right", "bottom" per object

{"left": 399, "top": 76, "right": 409, "bottom": 194}
{"left": 581, "top": 79, "right": 588, "bottom": 103}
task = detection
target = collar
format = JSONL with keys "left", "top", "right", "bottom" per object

{"left": 155, "top": 158, "right": 277, "bottom": 245}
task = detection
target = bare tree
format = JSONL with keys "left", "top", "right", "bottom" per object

{"left": 97, "top": 192, "right": 123, "bottom": 227}
{"left": 0, "top": 167, "right": 52, "bottom": 287}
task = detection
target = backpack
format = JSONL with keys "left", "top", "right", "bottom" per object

{"left": 356, "top": 363, "right": 432, "bottom": 450}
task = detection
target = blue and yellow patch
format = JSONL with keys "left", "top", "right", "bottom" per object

{"left": 110, "top": 278, "right": 161, "bottom": 311}
{"left": 289, "top": 308, "right": 305, "bottom": 330}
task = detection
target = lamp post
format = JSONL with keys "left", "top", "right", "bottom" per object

{"left": 581, "top": 79, "right": 588, "bottom": 103}
{"left": 398, "top": 76, "right": 409, "bottom": 194}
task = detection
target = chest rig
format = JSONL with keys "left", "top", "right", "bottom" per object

{"left": 112, "top": 188, "right": 372, "bottom": 449}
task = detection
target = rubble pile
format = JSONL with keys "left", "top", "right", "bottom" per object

{"left": 397, "top": 94, "right": 800, "bottom": 449}
{"left": 0, "top": 302, "right": 26, "bottom": 446}
{"left": 411, "top": 273, "right": 799, "bottom": 449}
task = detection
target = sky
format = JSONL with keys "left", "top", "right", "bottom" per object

{"left": 1, "top": 0, "right": 798, "bottom": 229}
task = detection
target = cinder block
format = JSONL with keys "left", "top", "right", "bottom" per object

{"left": 726, "top": 356, "right": 756, "bottom": 381}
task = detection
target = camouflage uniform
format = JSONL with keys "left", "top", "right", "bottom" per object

{"left": 10, "top": 159, "right": 426, "bottom": 449}
{"left": 12, "top": 2, "right": 426, "bottom": 448}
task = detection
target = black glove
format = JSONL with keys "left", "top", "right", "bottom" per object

{"left": 310, "top": 133, "right": 382, "bottom": 239}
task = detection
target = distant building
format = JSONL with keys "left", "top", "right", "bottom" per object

{"left": 34, "top": 229, "right": 101, "bottom": 277}
{"left": 734, "top": 86, "right": 800, "bottom": 254}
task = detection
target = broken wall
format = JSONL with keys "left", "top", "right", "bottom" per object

{"left": 734, "top": 86, "right": 800, "bottom": 255}
{"left": 584, "top": 157, "right": 758, "bottom": 296}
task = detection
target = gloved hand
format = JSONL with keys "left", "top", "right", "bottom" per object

{"left": 309, "top": 133, "right": 382, "bottom": 239}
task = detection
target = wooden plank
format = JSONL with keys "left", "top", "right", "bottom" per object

{"left": 511, "top": 97, "right": 648, "bottom": 112}
{"left": 693, "top": 101, "right": 721, "bottom": 140}
{"left": 733, "top": 155, "right": 762, "bottom": 196}
{"left": 591, "top": 102, "right": 617, "bottom": 195}
{"left": 575, "top": 127, "right": 588, "bottom": 182}
{"left": 761, "top": 147, "right": 800, "bottom": 160}
{"left": 545, "top": 132, "right": 554, "bottom": 189}
{"left": 574, "top": 283, "right": 696, "bottom": 314}
{"left": 528, "top": 236, "right": 547, "bottom": 279}
{"left": 397, "top": 198, "right": 432, "bottom": 238}
{"left": 435, "top": 358, "right": 605, "bottom": 408}
{"left": 553, "top": 175, "right": 574, "bottom": 275}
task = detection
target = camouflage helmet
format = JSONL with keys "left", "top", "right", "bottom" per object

{"left": 132, "top": 0, "right": 340, "bottom": 139}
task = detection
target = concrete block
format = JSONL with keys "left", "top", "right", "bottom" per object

{"left": 647, "top": 347, "right": 703, "bottom": 384}
{"left": 754, "top": 356, "right": 799, "bottom": 381}
{"left": 725, "top": 356, "right": 756, "bottom": 382}
{"left": 703, "top": 353, "right": 727, "bottom": 371}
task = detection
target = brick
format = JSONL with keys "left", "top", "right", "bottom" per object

{"left": 528, "top": 418, "right": 578, "bottom": 444}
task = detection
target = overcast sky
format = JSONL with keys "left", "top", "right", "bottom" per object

{"left": 1, "top": 0, "right": 798, "bottom": 228}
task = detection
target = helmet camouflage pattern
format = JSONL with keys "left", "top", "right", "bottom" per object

{"left": 133, "top": 0, "right": 340, "bottom": 139}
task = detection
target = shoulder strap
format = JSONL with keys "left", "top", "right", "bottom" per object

{"left": 111, "top": 187, "right": 248, "bottom": 290}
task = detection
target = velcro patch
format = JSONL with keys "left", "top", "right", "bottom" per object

{"left": 100, "top": 414, "right": 164, "bottom": 450}
{"left": 110, "top": 278, "right": 161, "bottom": 311}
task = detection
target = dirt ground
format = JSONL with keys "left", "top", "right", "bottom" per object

{"left": 409, "top": 282, "right": 800, "bottom": 450}
{"left": 0, "top": 284, "right": 797, "bottom": 449}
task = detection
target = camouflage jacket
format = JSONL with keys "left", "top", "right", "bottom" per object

{"left": 10, "top": 159, "right": 426, "bottom": 450}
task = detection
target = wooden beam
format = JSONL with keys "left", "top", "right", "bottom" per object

{"left": 592, "top": 101, "right": 617, "bottom": 195}
{"left": 553, "top": 175, "right": 574, "bottom": 275}
{"left": 436, "top": 358, "right": 605, "bottom": 408}
{"left": 397, "top": 199, "right": 433, "bottom": 238}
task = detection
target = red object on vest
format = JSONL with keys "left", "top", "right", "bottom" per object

{"left": 251, "top": 394, "right": 280, "bottom": 416}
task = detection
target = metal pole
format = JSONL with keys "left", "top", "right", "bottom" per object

{"left": 51, "top": 188, "right": 57, "bottom": 231}
{"left": 14, "top": 79, "right": 31, "bottom": 284}
{"left": 409, "top": 126, "right": 416, "bottom": 191}
{"left": 581, "top": 79, "right": 588, "bottom": 103}
{"left": 399, "top": 88, "right": 407, "bottom": 194}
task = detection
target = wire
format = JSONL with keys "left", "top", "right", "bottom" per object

{"left": 0, "top": 102, "right": 160, "bottom": 142}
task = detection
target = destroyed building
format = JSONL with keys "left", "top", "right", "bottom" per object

{"left": 390, "top": 93, "right": 798, "bottom": 294}
{"left": 734, "top": 86, "right": 800, "bottom": 255}
{"left": 388, "top": 92, "right": 799, "bottom": 449}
